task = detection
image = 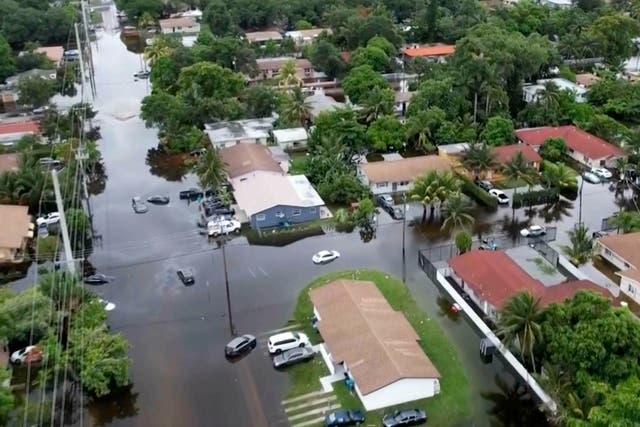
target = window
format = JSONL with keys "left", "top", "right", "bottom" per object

{"left": 309, "top": 207, "right": 316, "bottom": 214}
{"left": 625, "top": 262, "right": 630, "bottom": 268}
{"left": 583, "top": 155, "right": 589, "bottom": 163}
{"left": 256, "top": 214, "right": 266, "bottom": 221}
{"left": 628, "top": 283, "right": 637, "bottom": 296}
{"left": 275, "top": 211, "right": 285, "bottom": 218}
{"left": 376, "top": 182, "right": 388, "bottom": 188}
{"left": 605, "top": 249, "right": 612, "bottom": 256}
{"left": 292, "top": 208, "right": 302, "bottom": 216}
{"left": 568, "top": 148, "right": 574, "bottom": 153}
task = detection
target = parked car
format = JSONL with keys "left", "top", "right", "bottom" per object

{"left": 84, "top": 274, "right": 113, "bottom": 285}
{"left": 475, "top": 180, "right": 493, "bottom": 191}
{"left": 591, "top": 167, "right": 612, "bottom": 180}
{"left": 312, "top": 250, "right": 340, "bottom": 264}
{"left": 134, "top": 70, "right": 150, "bottom": 79}
{"left": 520, "top": 224, "right": 547, "bottom": 237}
{"left": 273, "top": 346, "right": 315, "bottom": 368}
{"left": 38, "top": 157, "right": 62, "bottom": 170}
{"left": 146, "top": 195, "right": 170, "bottom": 205}
{"left": 177, "top": 268, "right": 195, "bottom": 285}
{"left": 225, "top": 334, "right": 257, "bottom": 358}
{"left": 382, "top": 409, "right": 427, "bottom": 427}
{"left": 132, "top": 197, "right": 148, "bottom": 213}
{"left": 190, "top": 148, "right": 207, "bottom": 157}
{"left": 211, "top": 206, "right": 235, "bottom": 217}
{"left": 592, "top": 230, "right": 609, "bottom": 239}
{"left": 324, "top": 410, "right": 365, "bottom": 426}
{"left": 488, "top": 189, "right": 510, "bottom": 205}
{"left": 267, "top": 331, "right": 310, "bottom": 355}
{"left": 376, "top": 194, "right": 394, "bottom": 207}
{"left": 208, "top": 219, "right": 241, "bottom": 237}
{"left": 98, "top": 298, "right": 116, "bottom": 311}
{"left": 36, "top": 212, "right": 61, "bottom": 226}
{"left": 179, "top": 188, "right": 203, "bottom": 199}
{"left": 582, "top": 171, "right": 601, "bottom": 184}
{"left": 390, "top": 206, "right": 404, "bottom": 220}
{"left": 10, "top": 346, "right": 43, "bottom": 365}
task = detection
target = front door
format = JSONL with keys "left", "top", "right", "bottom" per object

{"left": 392, "top": 182, "right": 397, "bottom": 192}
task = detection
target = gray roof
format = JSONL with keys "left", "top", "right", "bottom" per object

{"left": 272, "top": 127, "right": 308, "bottom": 144}
{"left": 5, "top": 69, "right": 56, "bottom": 87}
{"left": 306, "top": 93, "right": 344, "bottom": 118}
{"left": 204, "top": 118, "right": 275, "bottom": 144}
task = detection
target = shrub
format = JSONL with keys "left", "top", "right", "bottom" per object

{"left": 457, "top": 174, "right": 498, "bottom": 208}
{"left": 512, "top": 188, "right": 559, "bottom": 209}
{"left": 455, "top": 231, "right": 473, "bottom": 254}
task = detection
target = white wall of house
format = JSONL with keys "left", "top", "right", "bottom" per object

{"left": 620, "top": 275, "right": 640, "bottom": 305}
{"left": 565, "top": 149, "right": 617, "bottom": 169}
{"left": 366, "top": 180, "right": 413, "bottom": 195}
{"left": 213, "top": 137, "right": 269, "bottom": 148}
{"left": 161, "top": 22, "right": 201, "bottom": 34}
{"left": 356, "top": 378, "right": 440, "bottom": 411}
{"left": 461, "top": 282, "right": 498, "bottom": 320}
{"left": 596, "top": 242, "right": 633, "bottom": 271}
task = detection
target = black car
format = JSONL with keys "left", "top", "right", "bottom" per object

{"left": 475, "top": 180, "right": 493, "bottom": 191}
{"left": 382, "top": 409, "right": 427, "bottom": 427}
{"left": 147, "top": 195, "right": 170, "bottom": 205}
{"left": 177, "top": 268, "right": 195, "bottom": 285}
{"left": 179, "top": 188, "right": 203, "bottom": 200}
{"left": 376, "top": 194, "right": 394, "bottom": 208}
{"left": 324, "top": 410, "right": 365, "bottom": 426}
{"left": 212, "top": 206, "right": 235, "bottom": 216}
{"left": 224, "top": 334, "right": 257, "bottom": 358}
{"left": 84, "top": 274, "right": 113, "bottom": 285}
{"left": 134, "top": 70, "right": 150, "bottom": 79}
{"left": 592, "top": 230, "right": 609, "bottom": 239}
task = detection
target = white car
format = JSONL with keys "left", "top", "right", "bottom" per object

{"left": 207, "top": 219, "right": 241, "bottom": 237}
{"left": 98, "top": 299, "right": 116, "bottom": 311}
{"left": 267, "top": 331, "right": 310, "bottom": 355}
{"left": 312, "top": 250, "right": 340, "bottom": 264}
{"left": 591, "top": 167, "right": 612, "bottom": 180}
{"left": 582, "top": 171, "right": 601, "bottom": 184}
{"left": 488, "top": 189, "right": 510, "bottom": 205}
{"left": 10, "top": 345, "right": 42, "bottom": 364}
{"left": 36, "top": 212, "right": 60, "bottom": 226}
{"left": 520, "top": 224, "right": 547, "bottom": 237}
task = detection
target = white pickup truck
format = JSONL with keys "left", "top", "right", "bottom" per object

{"left": 207, "top": 219, "right": 241, "bottom": 237}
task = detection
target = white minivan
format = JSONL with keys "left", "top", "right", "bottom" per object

{"left": 267, "top": 332, "right": 310, "bottom": 355}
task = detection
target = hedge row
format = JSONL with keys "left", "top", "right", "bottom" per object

{"left": 512, "top": 188, "right": 560, "bottom": 209}
{"left": 457, "top": 174, "right": 498, "bottom": 208}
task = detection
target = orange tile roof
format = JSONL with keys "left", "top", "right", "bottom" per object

{"left": 0, "top": 121, "right": 39, "bottom": 135}
{"left": 516, "top": 126, "right": 623, "bottom": 160}
{"left": 491, "top": 144, "right": 541, "bottom": 164}
{"left": 402, "top": 45, "right": 455, "bottom": 58}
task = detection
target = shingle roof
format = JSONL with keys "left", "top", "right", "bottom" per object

{"left": 516, "top": 126, "right": 623, "bottom": 160}
{"left": 0, "top": 153, "right": 19, "bottom": 173}
{"left": 597, "top": 232, "right": 640, "bottom": 269}
{"left": 360, "top": 155, "right": 451, "bottom": 184}
{"left": 310, "top": 279, "right": 440, "bottom": 395}
{"left": 256, "top": 57, "right": 312, "bottom": 71}
{"left": 219, "top": 144, "right": 282, "bottom": 179}
{"left": 0, "top": 121, "right": 39, "bottom": 135}
{"left": 159, "top": 17, "right": 197, "bottom": 29}
{"left": 491, "top": 144, "right": 542, "bottom": 164}
{"left": 402, "top": 44, "right": 455, "bottom": 58}
{"left": 244, "top": 30, "right": 283, "bottom": 43}
{"left": 0, "top": 205, "right": 31, "bottom": 249}
{"left": 539, "top": 280, "right": 613, "bottom": 306}
{"left": 34, "top": 46, "right": 64, "bottom": 63}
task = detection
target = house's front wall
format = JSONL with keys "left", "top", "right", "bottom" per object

{"left": 251, "top": 204, "right": 321, "bottom": 229}
{"left": 597, "top": 242, "right": 634, "bottom": 271}
{"left": 0, "top": 246, "right": 18, "bottom": 263}
{"left": 566, "top": 150, "right": 622, "bottom": 169}
{"left": 214, "top": 137, "right": 269, "bottom": 148}
{"left": 162, "top": 23, "right": 201, "bottom": 34}
{"left": 369, "top": 180, "right": 413, "bottom": 195}
{"left": 277, "top": 138, "right": 308, "bottom": 149}
{"left": 356, "top": 378, "right": 440, "bottom": 411}
{"left": 620, "top": 276, "right": 640, "bottom": 305}
{"left": 461, "top": 281, "right": 499, "bottom": 320}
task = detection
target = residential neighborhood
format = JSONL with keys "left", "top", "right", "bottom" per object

{"left": 1, "top": 0, "right": 640, "bottom": 426}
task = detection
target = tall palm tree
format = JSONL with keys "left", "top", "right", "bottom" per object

{"left": 561, "top": 224, "right": 594, "bottom": 265}
{"left": 462, "top": 142, "right": 496, "bottom": 179}
{"left": 405, "top": 110, "right": 435, "bottom": 152}
{"left": 541, "top": 162, "right": 577, "bottom": 191}
{"left": 441, "top": 192, "right": 474, "bottom": 232}
{"left": 409, "top": 171, "right": 440, "bottom": 223}
{"left": 502, "top": 151, "right": 535, "bottom": 218}
{"left": 278, "top": 59, "right": 302, "bottom": 88}
{"left": 360, "top": 86, "right": 394, "bottom": 123}
{"left": 143, "top": 42, "right": 172, "bottom": 66}
{"left": 194, "top": 148, "right": 227, "bottom": 191}
{"left": 497, "top": 291, "right": 544, "bottom": 372}
{"left": 610, "top": 210, "right": 640, "bottom": 233}
{"left": 281, "top": 87, "right": 311, "bottom": 128}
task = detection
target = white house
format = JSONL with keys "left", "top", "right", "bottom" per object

{"left": 204, "top": 118, "right": 275, "bottom": 148}
{"left": 522, "top": 78, "right": 588, "bottom": 103}
{"left": 159, "top": 17, "right": 200, "bottom": 35}
{"left": 539, "top": 0, "right": 573, "bottom": 8}
{"left": 284, "top": 28, "right": 331, "bottom": 45}
{"left": 358, "top": 155, "right": 451, "bottom": 195}
{"left": 272, "top": 127, "right": 308, "bottom": 150}
{"left": 310, "top": 279, "right": 441, "bottom": 410}
{"left": 596, "top": 232, "right": 640, "bottom": 305}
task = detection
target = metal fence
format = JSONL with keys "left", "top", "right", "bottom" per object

{"left": 418, "top": 250, "right": 438, "bottom": 283}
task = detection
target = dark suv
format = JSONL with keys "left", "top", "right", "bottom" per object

{"left": 475, "top": 180, "right": 493, "bottom": 191}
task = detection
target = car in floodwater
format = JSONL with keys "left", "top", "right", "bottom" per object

{"left": 177, "top": 268, "right": 195, "bottom": 286}
{"left": 520, "top": 224, "right": 547, "bottom": 237}
{"left": 84, "top": 274, "right": 113, "bottom": 285}
{"left": 146, "top": 195, "right": 170, "bottom": 205}
{"left": 132, "top": 197, "right": 148, "bottom": 213}
{"left": 312, "top": 250, "right": 340, "bottom": 264}
{"left": 224, "top": 334, "right": 257, "bottom": 358}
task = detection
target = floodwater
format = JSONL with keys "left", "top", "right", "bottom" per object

{"left": 8, "top": 3, "right": 638, "bottom": 426}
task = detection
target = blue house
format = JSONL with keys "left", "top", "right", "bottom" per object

{"left": 232, "top": 174, "right": 325, "bottom": 229}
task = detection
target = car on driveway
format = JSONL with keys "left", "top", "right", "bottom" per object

{"left": 36, "top": 212, "right": 60, "bottom": 226}
{"left": 208, "top": 219, "right": 241, "bottom": 237}
{"left": 376, "top": 194, "right": 394, "bottom": 207}
{"left": 84, "top": 274, "right": 113, "bottom": 285}
{"left": 488, "top": 189, "right": 510, "bottom": 205}
{"left": 225, "top": 334, "right": 257, "bottom": 358}
{"left": 382, "top": 409, "right": 427, "bottom": 427}
{"left": 324, "top": 410, "right": 365, "bottom": 426}
{"left": 146, "top": 195, "right": 170, "bottom": 205}
{"left": 592, "top": 230, "right": 609, "bottom": 239}
{"left": 10, "top": 346, "right": 43, "bottom": 365}
{"left": 267, "top": 331, "right": 310, "bottom": 354}
{"left": 475, "top": 180, "right": 493, "bottom": 192}
{"left": 273, "top": 346, "right": 315, "bottom": 368}
{"left": 179, "top": 188, "right": 203, "bottom": 199}
{"left": 177, "top": 268, "right": 195, "bottom": 285}
{"left": 312, "top": 250, "right": 340, "bottom": 264}
{"left": 132, "top": 197, "right": 148, "bottom": 213}
{"left": 520, "top": 224, "right": 547, "bottom": 237}
{"left": 390, "top": 206, "right": 404, "bottom": 220}
{"left": 582, "top": 171, "right": 601, "bottom": 184}
{"left": 591, "top": 167, "right": 612, "bottom": 180}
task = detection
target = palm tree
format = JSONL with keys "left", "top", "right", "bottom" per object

{"left": 541, "top": 162, "right": 577, "bottom": 191}
{"left": 441, "top": 192, "right": 474, "bottom": 232}
{"left": 502, "top": 151, "right": 535, "bottom": 218}
{"left": 0, "top": 172, "right": 22, "bottom": 204}
{"left": 561, "top": 224, "right": 594, "bottom": 265}
{"left": 409, "top": 171, "right": 440, "bottom": 223}
{"left": 360, "top": 86, "right": 394, "bottom": 123}
{"left": 278, "top": 59, "right": 302, "bottom": 88}
{"left": 497, "top": 291, "right": 543, "bottom": 372}
{"left": 405, "top": 111, "right": 435, "bottom": 152}
{"left": 143, "top": 42, "right": 172, "bottom": 66}
{"left": 462, "top": 142, "right": 496, "bottom": 179}
{"left": 610, "top": 210, "right": 640, "bottom": 233}
{"left": 281, "top": 87, "right": 311, "bottom": 128}
{"left": 194, "top": 148, "right": 227, "bottom": 191}
{"left": 333, "top": 208, "right": 352, "bottom": 226}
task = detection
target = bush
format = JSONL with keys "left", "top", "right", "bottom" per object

{"left": 512, "top": 188, "right": 559, "bottom": 209}
{"left": 457, "top": 174, "right": 497, "bottom": 208}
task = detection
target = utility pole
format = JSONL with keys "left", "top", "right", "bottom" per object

{"left": 74, "top": 23, "right": 87, "bottom": 102}
{"left": 80, "top": 0, "right": 97, "bottom": 97}
{"left": 578, "top": 176, "right": 584, "bottom": 225}
{"left": 221, "top": 239, "right": 236, "bottom": 336}
{"left": 51, "top": 169, "right": 76, "bottom": 275}
{"left": 402, "top": 192, "right": 407, "bottom": 284}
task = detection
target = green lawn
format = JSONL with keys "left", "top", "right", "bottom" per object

{"left": 288, "top": 270, "right": 471, "bottom": 426}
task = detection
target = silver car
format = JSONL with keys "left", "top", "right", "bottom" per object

{"left": 273, "top": 347, "right": 315, "bottom": 369}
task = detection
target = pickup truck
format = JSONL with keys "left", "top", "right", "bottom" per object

{"left": 207, "top": 219, "right": 241, "bottom": 237}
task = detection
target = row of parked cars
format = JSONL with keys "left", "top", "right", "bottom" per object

{"left": 583, "top": 167, "right": 613, "bottom": 184}
{"left": 475, "top": 180, "right": 510, "bottom": 205}
{"left": 376, "top": 195, "right": 405, "bottom": 220}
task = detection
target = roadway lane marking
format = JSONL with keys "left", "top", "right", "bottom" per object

{"left": 248, "top": 267, "right": 257, "bottom": 278}
{"left": 258, "top": 266, "right": 268, "bottom": 277}
{"left": 288, "top": 404, "right": 340, "bottom": 421}
{"left": 291, "top": 416, "right": 326, "bottom": 427}
{"left": 284, "top": 395, "right": 337, "bottom": 413}
{"left": 281, "top": 390, "right": 332, "bottom": 405}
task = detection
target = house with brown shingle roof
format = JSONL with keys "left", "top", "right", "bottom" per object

{"left": 310, "top": 279, "right": 441, "bottom": 410}
{"left": 219, "top": 143, "right": 283, "bottom": 181}
{"left": 0, "top": 205, "right": 33, "bottom": 264}
{"left": 358, "top": 155, "right": 451, "bottom": 195}
{"left": 159, "top": 17, "right": 200, "bottom": 34}
{"left": 596, "top": 232, "right": 640, "bottom": 305}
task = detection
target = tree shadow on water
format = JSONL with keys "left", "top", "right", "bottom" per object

{"left": 146, "top": 148, "right": 191, "bottom": 182}
{"left": 481, "top": 374, "right": 551, "bottom": 427}
{"left": 88, "top": 384, "right": 140, "bottom": 427}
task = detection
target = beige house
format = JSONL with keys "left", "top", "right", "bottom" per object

{"left": 0, "top": 205, "right": 33, "bottom": 263}
{"left": 285, "top": 28, "right": 331, "bottom": 45}
{"left": 244, "top": 30, "right": 282, "bottom": 45}
{"left": 358, "top": 155, "right": 451, "bottom": 195}
{"left": 159, "top": 17, "right": 200, "bottom": 34}
{"left": 596, "top": 232, "right": 640, "bottom": 305}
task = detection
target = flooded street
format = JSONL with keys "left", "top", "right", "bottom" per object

{"left": 7, "top": 4, "right": 635, "bottom": 426}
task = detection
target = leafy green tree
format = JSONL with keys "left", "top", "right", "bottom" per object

{"left": 587, "top": 13, "right": 640, "bottom": 66}
{"left": 194, "top": 148, "right": 227, "bottom": 191}
{"left": 409, "top": 170, "right": 462, "bottom": 222}
{"left": 310, "top": 39, "right": 346, "bottom": 79}
{"left": 310, "top": 108, "right": 368, "bottom": 159}
{"left": 481, "top": 116, "right": 514, "bottom": 146}
{"left": 360, "top": 86, "right": 395, "bottom": 123}
{"left": 295, "top": 20, "right": 312, "bottom": 30}
{"left": 243, "top": 84, "right": 278, "bottom": 118}
{"left": 588, "top": 376, "right": 640, "bottom": 426}
{"left": 441, "top": 192, "right": 474, "bottom": 232}
{"left": 115, "top": 0, "right": 163, "bottom": 21}
{"left": 38, "top": 271, "right": 91, "bottom": 313}
{"left": 342, "top": 65, "right": 390, "bottom": 105}
{"left": 350, "top": 45, "right": 389, "bottom": 72}
{"left": 279, "top": 86, "right": 311, "bottom": 127}
{"left": 0, "top": 368, "right": 13, "bottom": 425}
{"left": 0, "top": 287, "right": 52, "bottom": 344}
{"left": 316, "top": 170, "right": 368, "bottom": 204}
{"left": 366, "top": 115, "right": 404, "bottom": 152}
{"left": 353, "top": 197, "right": 376, "bottom": 228}
{"left": 455, "top": 231, "right": 473, "bottom": 254}
{"left": 140, "top": 91, "right": 185, "bottom": 129}
{"left": 541, "top": 162, "right": 576, "bottom": 191}
{"left": 15, "top": 50, "right": 52, "bottom": 73}
{"left": 331, "top": 9, "right": 402, "bottom": 50}
{"left": 502, "top": 151, "right": 535, "bottom": 216}
{"left": 407, "top": 77, "right": 469, "bottom": 121}
{"left": 66, "top": 208, "right": 91, "bottom": 252}
{"left": 177, "top": 61, "right": 245, "bottom": 101}
{"left": 498, "top": 291, "right": 544, "bottom": 371}
{"left": 462, "top": 143, "right": 496, "bottom": 179}
{"left": 0, "top": 31, "right": 15, "bottom": 80}
{"left": 539, "top": 137, "right": 568, "bottom": 162}
{"left": 149, "top": 48, "right": 196, "bottom": 93}
{"left": 561, "top": 224, "right": 594, "bottom": 266}
{"left": 144, "top": 42, "right": 173, "bottom": 67}
{"left": 610, "top": 210, "right": 640, "bottom": 233}
{"left": 17, "top": 75, "right": 56, "bottom": 108}
{"left": 203, "top": 0, "right": 237, "bottom": 36}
